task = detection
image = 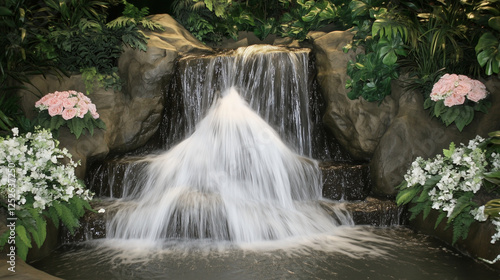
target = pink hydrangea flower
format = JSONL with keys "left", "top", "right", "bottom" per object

{"left": 467, "top": 80, "right": 488, "bottom": 102}
{"left": 45, "top": 96, "right": 63, "bottom": 107}
{"left": 77, "top": 100, "right": 89, "bottom": 118}
{"left": 432, "top": 74, "right": 488, "bottom": 106}
{"left": 35, "top": 90, "right": 101, "bottom": 120}
{"left": 62, "top": 108, "right": 77, "bottom": 120}
{"left": 444, "top": 93, "right": 466, "bottom": 107}
{"left": 63, "top": 97, "right": 78, "bottom": 108}
{"left": 48, "top": 104, "right": 64, "bottom": 116}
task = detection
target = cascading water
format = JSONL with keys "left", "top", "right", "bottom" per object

{"left": 107, "top": 87, "right": 351, "bottom": 242}
{"left": 161, "top": 45, "right": 317, "bottom": 157}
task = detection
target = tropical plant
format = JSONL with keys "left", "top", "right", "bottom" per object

{"left": 0, "top": 127, "right": 94, "bottom": 260}
{"left": 172, "top": 0, "right": 341, "bottom": 43}
{"left": 473, "top": 0, "right": 500, "bottom": 76}
{"left": 0, "top": 0, "right": 63, "bottom": 132}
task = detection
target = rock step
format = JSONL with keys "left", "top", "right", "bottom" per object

{"left": 87, "top": 159, "right": 372, "bottom": 200}
{"left": 321, "top": 197, "right": 406, "bottom": 227}
{"left": 64, "top": 197, "right": 404, "bottom": 243}
{"left": 320, "top": 162, "right": 371, "bottom": 201}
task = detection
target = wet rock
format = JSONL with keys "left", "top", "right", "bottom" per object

{"left": 61, "top": 201, "right": 116, "bottom": 243}
{"left": 320, "top": 197, "right": 405, "bottom": 227}
{"left": 320, "top": 162, "right": 370, "bottom": 201}
{"left": 344, "top": 197, "right": 406, "bottom": 226}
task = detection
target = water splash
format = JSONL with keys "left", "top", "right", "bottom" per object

{"left": 107, "top": 87, "right": 349, "bottom": 243}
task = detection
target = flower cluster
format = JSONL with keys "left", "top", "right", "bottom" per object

{"left": 35, "top": 90, "right": 99, "bottom": 120}
{"left": 33, "top": 90, "right": 106, "bottom": 139}
{"left": 400, "top": 135, "right": 500, "bottom": 258}
{"left": 403, "top": 136, "right": 491, "bottom": 217}
{"left": 430, "top": 74, "right": 488, "bottom": 107}
{"left": 0, "top": 128, "right": 93, "bottom": 211}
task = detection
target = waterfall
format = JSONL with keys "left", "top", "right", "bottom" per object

{"left": 107, "top": 87, "right": 351, "bottom": 242}
{"left": 161, "top": 45, "right": 315, "bottom": 157}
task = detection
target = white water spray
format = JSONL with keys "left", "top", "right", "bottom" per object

{"left": 107, "top": 87, "right": 351, "bottom": 243}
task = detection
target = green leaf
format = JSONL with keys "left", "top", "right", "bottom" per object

{"left": 488, "top": 131, "right": 500, "bottom": 138}
{"left": 434, "top": 100, "right": 445, "bottom": 117}
{"left": 434, "top": 211, "right": 447, "bottom": 229}
{"left": 442, "top": 106, "right": 461, "bottom": 126}
{"left": 424, "top": 175, "right": 442, "bottom": 189}
{"left": 423, "top": 98, "right": 434, "bottom": 110}
{"left": 488, "top": 16, "right": 500, "bottom": 32}
{"left": 69, "top": 118, "right": 84, "bottom": 139}
{"left": 448, "top": 193, "right": 474, "bottom": 222}
{"left": 443, "top": 142, "right": 455, "bottom": 158}
{"left": 382, "top": 50, "right": 397, "bottom": 65}
{"left": 454, "top": 106, "right": 474, "bottom": 132}
{"left": 396, "top": 185, "right": 421, "bottom": 205}
{"left": 16, "top": 225, "right": 32, "bottom": 248}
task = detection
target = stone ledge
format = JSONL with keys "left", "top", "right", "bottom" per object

{"left": 320, "top": 162, "right": 371, "bottom": 201}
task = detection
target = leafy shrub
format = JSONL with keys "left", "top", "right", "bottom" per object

{"left": 172, "top": 0, "right": 340, "bottom": 43}
{"left": 0, "top": 128, "right": 94, "bottom": 260}
{"left": 396, "top": 131, "right": 500, "bottom": 254}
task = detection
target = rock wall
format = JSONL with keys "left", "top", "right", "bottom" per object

{"left": 310, "top": 30, "right": 500, "bottom": 197}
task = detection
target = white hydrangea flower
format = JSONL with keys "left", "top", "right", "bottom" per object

{"left": 470, "top": 206, "right": 488, "bottom": 222}
{"left": 0, "top": 128, "right": 94, "bottom": 212}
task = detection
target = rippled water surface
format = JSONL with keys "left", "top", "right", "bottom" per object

{"left": 33, "top": 227, "right": 499, "bottom": 280}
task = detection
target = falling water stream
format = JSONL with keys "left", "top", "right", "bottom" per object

{"left": 32, "top": 46, "right": 499, "bottom": 279}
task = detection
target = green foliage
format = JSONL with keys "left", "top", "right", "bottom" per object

{"left": 172, "top": 0, "right": 340, "bottom": 43}
{"left": 476, "top": 32, "right": 500, "bottom": 75}
{"left": 344, "top": 0, "right": 500, "bottom": 103}
{"left": 279, "top": 0, "right": 338, "bottom": 40}
{"left": 0, "top": 196, "right": 92, "bottom": 260}
{"left": 1, "top": 0, "right": 161, "bottom": 99}
{"left": 81, "top": 67, "right": 122, "bottom": 95}
{"left": 346, "top": 38, "right": 400, "bottom": 102}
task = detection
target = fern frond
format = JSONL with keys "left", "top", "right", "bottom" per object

{"left": 451, "top": 212, "right": 475, "bottom": 244}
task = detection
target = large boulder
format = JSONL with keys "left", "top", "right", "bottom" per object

{"left": 311, "top": 30, "right": 398, "bottom": 160}
{"left": 18, "top": 14, "right": 213, "bottom": 178}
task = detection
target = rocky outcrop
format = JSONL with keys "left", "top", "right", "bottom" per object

{"left": 311, "top": 30, "right": 398, "bottom": 160}
{"left": 18, "top": 14, "right": 213, "bottom": 178}
{"left": 310, "top": 29, "right": 500, "bottom": 196}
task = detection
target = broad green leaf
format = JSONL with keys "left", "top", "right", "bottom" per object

{"left": 488, "top": 131, "right": 500, "bottom": 138}
{"left": 382, "top": 50, "right": 397, "bottom": 65}
{"left": 434, "top": 100, "right": 445, "bottom": 118}
{"left": 424, "top": 175, "right": 442, "bottom": 188}
{"left": 488, "top": 16, "right": 500, "bottom": 32}
{"left": 476, "top": 32, "right": 498, "bottom": 53}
